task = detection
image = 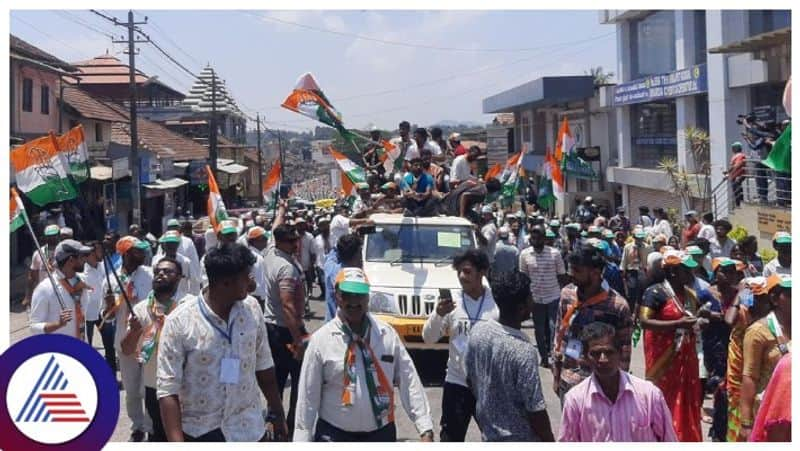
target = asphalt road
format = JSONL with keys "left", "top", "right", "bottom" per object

{"left": 9, "top": 288, "right": 711, "bottom": 442}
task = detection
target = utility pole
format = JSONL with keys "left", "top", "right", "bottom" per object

{"left": 256, "top": 113, "right": 263, "bottom": 205}
{"left": 209, "top": 69, "right": 218, "bottom": 178}
{"left": 111, "top": 10, "right": 148, "bottom": 226}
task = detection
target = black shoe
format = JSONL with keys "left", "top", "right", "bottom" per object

{"left": 130, "top": 431, "right": 147, "bottom": 442}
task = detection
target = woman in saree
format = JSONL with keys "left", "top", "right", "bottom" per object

{"left": 639, "top": 250, "right": 703, "bottom": 442}
{"left": 750, "top": 352, "right": 791, "bottom": 441}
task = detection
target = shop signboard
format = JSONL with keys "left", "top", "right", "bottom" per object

{"left": 613, "top": 64, "right": 707, "bottom": 106}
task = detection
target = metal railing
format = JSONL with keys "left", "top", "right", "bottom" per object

{"left": 711, "top": 164, "right": 791, "bottom": 218}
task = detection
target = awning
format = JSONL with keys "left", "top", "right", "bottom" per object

{"left": 143, "top": 177, "right": 189, "bottom": 190}
{"left": 217, "top": 163, "right": 249, "bottom": 175}
{"left": 217, "top": 158, "right": 234, "bottom": 166}
{"left": 708, "top": 27, "right": 791, "bottom": 54}
{"left": 90, "top": 165, "right": 113, "bottom": 181}
{"left": 482, "top": 76, "right": 595, "bottom": 114}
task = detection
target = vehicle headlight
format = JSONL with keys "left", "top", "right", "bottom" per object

{"left": 369, "top": 291, "right": 399, "bottom": 314}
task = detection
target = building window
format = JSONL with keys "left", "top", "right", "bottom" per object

{"left": 749, "top": 10, "right": 791, "bottom": 36}
{"left": 694, "top": 11, "right": 707, "bottom": 65}
{"left": 630, "top": 100, "right": 677, "bottom": 168}
{"left": 22, "top": 78, "right": 33, "bottom": 112}
{"left": 40, "top": 85, "right": 50, "bottom": 115}
{"left": 630, "top": 11, "right": 676, "bottom": 78}
{"left": 95, "top": 123, "right": 103, "bottom": 142}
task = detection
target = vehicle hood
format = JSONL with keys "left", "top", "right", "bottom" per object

{"left": 363, "top": 261, "right": 460, "bottom": 290}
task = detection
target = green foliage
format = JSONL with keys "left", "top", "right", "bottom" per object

{"left": 728, "top": 225, "right": 749, "bottom": 243}
{"left": 760, "top": 248, "right": 778, "bottom": 263}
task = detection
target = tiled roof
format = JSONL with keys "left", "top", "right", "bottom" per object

{"left": 72, "top": 53, "right": 150, "bottom": 84}
{"left": 10, "top": 34, "right": 76, "bottom": 71}
{"left": 111, "top": 119, "right": 209, "bottom": 162}
{"left": 61, "top": 84, "right": 129, "bottom": 122}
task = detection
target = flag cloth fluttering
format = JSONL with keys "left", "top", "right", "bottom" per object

{"left": 206, "top": 165, "right": 228, "bottom": 231}
{"left": 484, "top": 163, "right": 503, "bottom": 181}
{"left": 10, "top": 187, "right": 27, "bottom": 233}
{"left": 263, "top": 161, "right": 282, "bottom": 208}
{"left": 538, "top": 149, "right": 557, "bottom": 210}
{"left": 554, "top": 117, "right": 576, "bottom": 163}
{"left": 329, "top": 146, "right": 367, "bottom": 186}
{"left": 55, "top": 125, "right": 90, "bottom": 183}
{"left": 500, "top": 151, "right": 523, "bottom": 199}
{"left": 762, "top": 123, "right": 791, "bottom": 174}
{"left": 10, "top": 134, "right": 78, "bottom": 206}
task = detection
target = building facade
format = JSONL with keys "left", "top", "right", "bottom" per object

{"left": 601, "top": 10, "right": 790, "bottom": 220}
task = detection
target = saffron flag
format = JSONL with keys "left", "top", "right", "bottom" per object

{"left": 263, "top": 161, "right": 282, "bottom": 208}
{"left": 55, "top": 125, "right": 89, "bottom": 183}
{"left": 484, "top": 163, "right": 503, "bottom": 181}
{"left": 281, "top": 73, "right": 363, "bottom": 163}
{"left": 10, "top": 187, "right": 27, "bottom": 233}
{"left": 762, "top": 123, "right": 791, "bottom": 174}
{"left": 10, "top": 134, "right": 78, "bottom": 206}
{"left": 206, "top": 165, "right": 228, "bottom": 231}
{"left": 329, "top": 146, "right": 367, "bottom": 186}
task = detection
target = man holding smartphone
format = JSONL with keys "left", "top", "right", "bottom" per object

{"left": 422, "top": 249, "right": 499, "bottom": 441}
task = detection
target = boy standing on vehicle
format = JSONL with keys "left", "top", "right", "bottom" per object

{"left": 422, "top": 250, "right": 499, "bottom": 441}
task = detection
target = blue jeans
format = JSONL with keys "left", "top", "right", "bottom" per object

{"left": 86, "top": 318, "right": 116, "bottom": 373}
{"left": 531, "top": 299, "right": 559, "bottom": 363}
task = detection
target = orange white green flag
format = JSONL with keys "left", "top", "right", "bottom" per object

{"left": 263, "top": 161, "right": 282, "bottom": 208}
{"left": 10, "top": 187, "right": 27, "bottom": 233}
{"left": 55, "top": 125, "right": 90, "bottom": 183}
{"left": 10, "top": 133, "right": 78, "bottom": 206}
{"left": 329, "top": 146, "right": 367, "bottom": 186}
{"left": 206, "top": 165, "right": 228, "bottom": 231}
{"left": 500, "top": 151, "right": 523, "bottom": 198}
{"left": 554, "top": 117, "right": 575, "bottom": 163}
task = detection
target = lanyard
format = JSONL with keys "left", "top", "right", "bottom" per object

{"left": 198, "top": 296, "right": 234, "bottom": 345}
{"left": 462, "top": 290, "right": 487, "bottom": 326}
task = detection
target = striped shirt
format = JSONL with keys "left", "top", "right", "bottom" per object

{"left": 519, "top": 246, "right": 565, "bottom": 303}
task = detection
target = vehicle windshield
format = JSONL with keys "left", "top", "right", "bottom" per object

{"left": 365, "top": 224, "right": 475, "bottom": 263}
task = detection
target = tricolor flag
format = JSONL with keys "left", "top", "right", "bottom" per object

{"left": 10, "top": 134, "right": 78, "bottom": 206}
{"left": 10, "top": 187, "right": 27, "bottom": 233}
{"left": 263, "top": 161, "right": 282, "bottom": 208}
{"left": 205, "top": 165, "right": 228, "bottom": 231}
{"left": 282, "top": 73, "right": 363, "bottom": 161}
{"left": 329, "top": 146, "right": 367, "bottom": 187}
{"left": 537, "top": 148, "right": 564, "bottom": 210}
{"left": 500, "top": 151, "right": 523, "bottom": 199}
{"left": 484, "top": 163, "right": 503, "bottom": 181}
{"left": 55, "top": 125, "right": 89, "bottom": 183}
{"left": 554, "top": 117, "right": 576, "bottom": 163}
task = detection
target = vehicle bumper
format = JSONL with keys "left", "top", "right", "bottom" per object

{"left": 373, "top": 314, "right": 448, "bottom": 350}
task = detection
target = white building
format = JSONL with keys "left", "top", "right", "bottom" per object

{"left": 601, "top": 10, "right": 790, "bottom": 221}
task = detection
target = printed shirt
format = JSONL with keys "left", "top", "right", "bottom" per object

{"left": 555, "top": 285, "right": 633, "bottom": 389}
{"left": 422, "top": 286, "right": 499, "bottom": 387}
{"left": 157, "top": 294, "right": 274, "bottom": 442}
{"left": 294, "top": 314, "right": 433, "bottom": 441}
{"left": 519, "top": 246, "right": 565, "bottom": 303}
{"left": 29, "top": 270, "right": 84, "bottom": 337}
{"left": 465, "top": 319, "right": 547, "bottom": 442}
{"left": 559, "top": 371, "right": 677, "bottom": 442}
{"left": 131, "top": 292, "right": 194, "bottom": 388}
{"left": 263, "top": 247, "right": 305, "bottom": 328}
{"left": 102, "top": 265, "right": 153, "bottom": 350}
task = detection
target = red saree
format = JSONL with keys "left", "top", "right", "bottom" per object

{"left": 643, "top": 288, "right": 703, "bottom": 442}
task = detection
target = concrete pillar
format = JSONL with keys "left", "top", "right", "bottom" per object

{"left": 676, "top": 96, "right": 698, "bottom": 174}
{"left": 707, "top": 10, "right": 750, "bottom": 218}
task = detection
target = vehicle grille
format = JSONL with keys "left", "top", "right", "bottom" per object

{"left": 397, "top": 294, "right": 435, "bottom": 317}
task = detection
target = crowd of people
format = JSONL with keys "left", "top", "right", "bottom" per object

{"left": 20, "top": 121, "right": 791, "bottom": 443}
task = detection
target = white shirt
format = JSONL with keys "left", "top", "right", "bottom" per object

{"left": 482, "top": 222, "right": 498, "bottom": 262}
{"left": 152, "top": 253, "right": 197, "bottom": 296}
{"left": 763, "top": 258, "right": 791, "bottom": 277}
{"left": 81, "top": 262, "right": 107, "bottom": 321}
{"left": 313, "top": 234, "right": 334, "bottom": 269}
{"left": 424, "top": 140, "right": 442, "bottom": 156}
{"left": 30, "top": 245, "right": 57, "bottom": 284}
{"left": 329, "top": 214, "right": 350, "bottom": 248}
{"left": 102, "top": 265, "right": 154, "bottom": 350}
{"left": 451, "top": 155, "right": 472, "bottom": 182}
{"left": 422, "top": 286, "right": 498, "bottom": 387}
{"left": 401, "top": 140, "right": 420, "bottom": 161}
{"left": 698, "top": 223, "right": 716, "bottom": 241}
{"left": 651, "top": 219, "right": 673, "bottom": 239}
{"left": 29, "top": 270, "right": 84, "bottom": 337}
{"left": 294, "top": 314, "right": 433, "bottom": 441}
{"left": 248, "top": 246, "right": 269, "bottom": 300}
{"left": 178, "top": 235, "right": 201, "bottom": 282}
{"left": 298, "top": 231, "right": 316, "bottom": 271}
{"left": 157, "top": 294, "right": 274, "bottom": 442}
{"left": 646, "top": 251, "right": 664, "bottom": 275}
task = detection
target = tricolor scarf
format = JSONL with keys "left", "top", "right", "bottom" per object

{"left": 138, "top": 292, "right": 178, "bottom": 364}
{"left": 103, "top": 271, "right": 133, "bottom": 320}
{"left": 340, "top": 319, "right": 395, "bottom": 429}
{"left": 59, "top": 276, "right": 89, "bottom": 339}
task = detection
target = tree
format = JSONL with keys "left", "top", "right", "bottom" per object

{"left": 585, "top": 66, "right": 614, "bottom": 86}
{"left": 657, "top": 126, "right": 712, "bottom": 213}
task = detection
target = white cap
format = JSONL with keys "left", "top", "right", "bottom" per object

{"left": 481, "top": 205, "right": 493, "bottom": 214}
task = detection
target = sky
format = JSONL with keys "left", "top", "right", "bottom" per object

{"left": 10, "top": 9, "right": 617, "bottom": 132}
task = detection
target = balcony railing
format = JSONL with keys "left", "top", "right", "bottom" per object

{"left": 711, "top": 164, "right": 791, "bottom": 217}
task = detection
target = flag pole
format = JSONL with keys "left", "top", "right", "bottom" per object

{"left": 20, "top": 206, "right": 67, "bottom": 310}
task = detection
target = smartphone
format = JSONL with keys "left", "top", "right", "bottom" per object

{"left": 439, "top": 288, "right": 453, "bottom": 302}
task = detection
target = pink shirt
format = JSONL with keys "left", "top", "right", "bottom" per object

{"left": 559, "top": 371, "right": 677, "bottom": 442}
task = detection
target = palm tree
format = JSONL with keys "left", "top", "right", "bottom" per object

{"left": 585, "top": 66, "right": 614, "bottom": 86}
